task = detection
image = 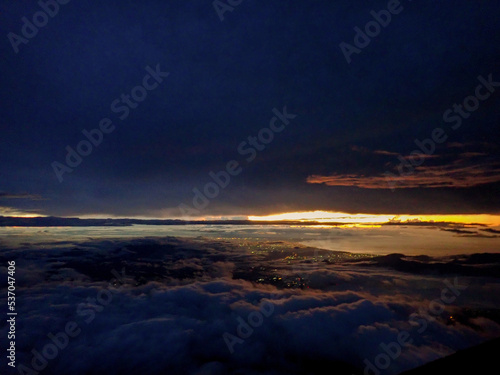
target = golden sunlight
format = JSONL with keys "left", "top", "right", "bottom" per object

{"left": 248, "top": 211, "right": 500, "bottom": 226}
{"left": 0, "top": 206, "right": 46, "bottom": 218}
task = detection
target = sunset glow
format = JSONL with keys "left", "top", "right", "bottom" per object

{"left": 0, "top": 207, "right": 46, "bottom": 218}
{"left": 248, "top": 211, "right": 500, "bottom": 226}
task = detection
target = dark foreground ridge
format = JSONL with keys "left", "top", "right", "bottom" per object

{"left": 400, "top": 336, "right": 500, "bottom": 374}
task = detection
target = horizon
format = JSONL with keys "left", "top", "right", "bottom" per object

{"left": 2, "top": 211, "right": 500, "bottom": 227}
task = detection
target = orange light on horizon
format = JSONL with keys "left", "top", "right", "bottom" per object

{"left": 0, "top": 211, "right": 46, "bottom": 218}
{"left": 248, "top": 211, "right": 394, "bottom": 223}
{"left": 248, "top": 211, "right": 500, "bottom": 226}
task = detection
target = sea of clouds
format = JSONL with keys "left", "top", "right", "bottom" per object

{"left": 1, "top": 237, "right": 499, "bottom": 375}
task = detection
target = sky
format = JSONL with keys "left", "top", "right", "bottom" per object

{"left": 0, "top": 0, "right": 499, "bottom": 219}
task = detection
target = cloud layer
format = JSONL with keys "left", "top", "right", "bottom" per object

{"left": 1, "top": 237, "right": 499, "bottom": 375}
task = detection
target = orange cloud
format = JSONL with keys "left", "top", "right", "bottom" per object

{"left": 307, "top": 162, "right": 500, "bottom": 189}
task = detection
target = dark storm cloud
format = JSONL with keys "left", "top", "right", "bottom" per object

{"left": 0, "top": 0, "right": 499, "bottom": 217}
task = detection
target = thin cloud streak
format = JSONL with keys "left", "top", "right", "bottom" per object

{"left": 307, "top": 162, "right": 500, "bottom": 189}
{"left": 0, "top": 192, "right": 44, "bottom": 200}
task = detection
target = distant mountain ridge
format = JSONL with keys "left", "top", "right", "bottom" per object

{"left": 0, "top": 216, "right": 329, "bottom": 227}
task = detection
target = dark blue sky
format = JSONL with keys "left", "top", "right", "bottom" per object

{"left": 0, "top": 0, "right": 499, "bottom": 218}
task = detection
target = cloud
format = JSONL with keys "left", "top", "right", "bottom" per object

{"left": 306, "top": 173, "right": 395, "bottom": 189}
{"left": 0, "top": 192, "right": 44, "bottom": 200}
{"left": 481, "top": 228, "right": 500, "bottom": 234}
{"left": 350, "top": 146, "right": 439, "bottom": 159}
{"left": 441, "top": 228, "right": 477, "bottom": 234}
{"left": 439, "top": 227, "right": 499, "bottom": 238}
{"left": 0, "top": 206, "right": 46, "bottom": 217}
{"left": 1, "top": 237, "right": 500, "bottom": 375}
{"left": 307, "top": 162, "right": 500, "bottom": 189}
{"left": 0, "top": 192, "right": 46, "bottom": 217}
{"left": 458, "top": 233, "right": 499, "bottom": 238}
{"left": 373, "top": 150, "right": 400, "bottom": 156}
{"left": 350, "top": 145, "right": 400, "bottom": 157}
